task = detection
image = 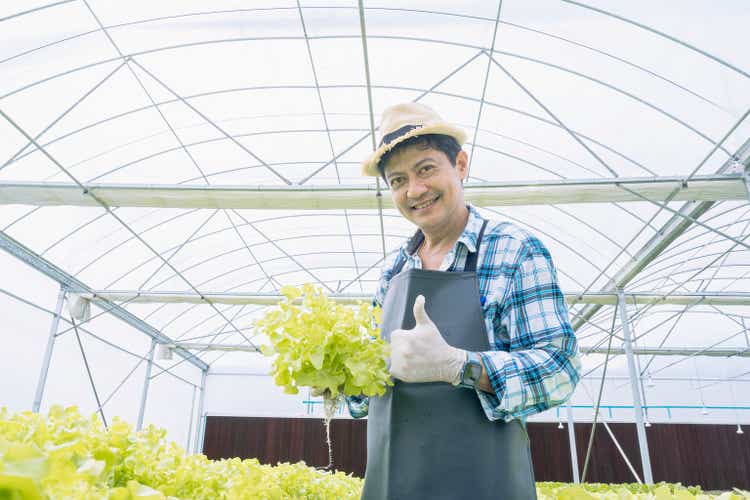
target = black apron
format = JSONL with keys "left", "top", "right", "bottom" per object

{"left": 362, "top": 220, "right": 537, "bottom": 500}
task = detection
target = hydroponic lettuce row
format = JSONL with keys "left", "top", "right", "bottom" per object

{"left": 0, "top": 406, "right": 362, "bottom": 499}
{"left": 1, "top": 406, "right": 749, "bottom": 499}
{"left": 255, "top": 284, "right": 392, "bottom": 398}
{"left": 536, "top": 482, "right": 750, "bottom": 499}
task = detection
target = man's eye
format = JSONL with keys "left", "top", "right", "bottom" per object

{"left": 390, "top": 178, "right": 403, "bottom": 188}
{"left": 420, "top": 165, "right": 434, "bottom": 174}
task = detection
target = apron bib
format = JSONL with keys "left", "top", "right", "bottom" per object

{"left": 362, "top": 220, "right": 537, "bottom": 500}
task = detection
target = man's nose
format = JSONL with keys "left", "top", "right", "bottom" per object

{"left": 407, "top": 179, "right": 428, "bottom": 199}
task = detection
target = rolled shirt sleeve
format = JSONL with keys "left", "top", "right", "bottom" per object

{"left": 476, "top": 236, "right": 581, "bottom": 422}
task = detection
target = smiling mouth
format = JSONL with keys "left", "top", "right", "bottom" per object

{"left": 410, "top": 195, "right": 440, "bottom": 210}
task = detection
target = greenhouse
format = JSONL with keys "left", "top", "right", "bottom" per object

{"left": 1, "top": 1, "right": 749, "bottom": 498}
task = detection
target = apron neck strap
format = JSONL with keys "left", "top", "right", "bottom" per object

{"left": 406, "top": 229, "right": 425, "bottom": 256}
{"left": 464, "top": 219, "right": 488, "bottom": 272}
{"left": 391, "top": 230, "right": 423, "bottom": 275}
{"left": 394, "top": 218, "right": 489, "bottom": 274}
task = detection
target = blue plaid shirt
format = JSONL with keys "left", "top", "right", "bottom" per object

{"left": 347, "top": 204, "right": 580, "bottom": 422}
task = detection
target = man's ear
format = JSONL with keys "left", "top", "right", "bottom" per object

{"left": 456, "top": 150, "right": 469, "bottom": 181}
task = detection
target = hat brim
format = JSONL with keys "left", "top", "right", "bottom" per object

{"left": 361, "top": 123, "right": 467, "bottom": 177}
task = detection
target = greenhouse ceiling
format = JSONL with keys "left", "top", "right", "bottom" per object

{"left": 1, "top": 0, "right": 750, "bottom": 439}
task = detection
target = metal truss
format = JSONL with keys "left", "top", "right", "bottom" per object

{"left": 0, "top": 230, "right": 208, "bottom": 371}
{"left": 580, "top": 346, "right": 750, "bottom": 358}
{"left": 168, "top": 342, "right": 750, "bottom": 358}
{"left": 572, "top": 139, "right": 750, "bottom": 330}
{"left": 0, "top": 174, "right": 743, "bottom": 209}
{"left": 80, "top": 290, "right": 750, "bottom": 307}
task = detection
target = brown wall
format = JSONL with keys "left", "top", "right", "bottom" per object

{"left": 203, "top": 416, "right": 367, "bottom": 476}
{"left": 203, "top": 417, "right": 750, "bottom": 490}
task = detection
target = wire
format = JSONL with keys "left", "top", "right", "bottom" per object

{"left": 581, "top": 300, "right": 618, "bottom": 482}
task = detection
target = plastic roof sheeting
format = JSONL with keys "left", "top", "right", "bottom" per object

{"left": 1, "top": 1, "right": 750, "bottom": 429}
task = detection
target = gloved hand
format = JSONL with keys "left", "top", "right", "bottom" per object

{"left": 390, "top": 295, "right": 467, "bottom": 384}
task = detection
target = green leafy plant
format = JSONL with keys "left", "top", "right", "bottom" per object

{"left": 0, "top": 406, "right": 363, "bottom": 499}
{"left": 255, "top": 283, "right": 392, "bottom": 468}
{"left": 256, "top": 284, "right": 391, "bottom": 398}
{"left": 2, "top": 407, "right": 748, "bottom": 499}
{"left": 535, "top": 481, "right": 750, "bottom": 499}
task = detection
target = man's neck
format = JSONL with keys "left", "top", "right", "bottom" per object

{"left": 421, "top": 205, "right": 470, "bottom": 253}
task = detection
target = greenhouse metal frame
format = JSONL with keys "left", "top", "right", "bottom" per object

{"left": 2, "top": 0, "right": 750, "bottom": 488}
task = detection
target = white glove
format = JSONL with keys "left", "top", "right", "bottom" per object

{"left": 390, "top": 295, "right": 467, "bottom": 384}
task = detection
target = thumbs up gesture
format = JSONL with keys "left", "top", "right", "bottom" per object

{"left": 390, "top": 295, "right": 467, "bottom": 384}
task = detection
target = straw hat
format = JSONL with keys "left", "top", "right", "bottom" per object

{"left": 361, "top": 102, "right": 467, "bottom": 177}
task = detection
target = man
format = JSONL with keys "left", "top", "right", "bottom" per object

{"left": 348, "top": 102, "right": 580, "bottom": 500}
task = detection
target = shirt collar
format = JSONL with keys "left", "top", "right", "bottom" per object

{"left": 457, "top": 204, "right": 483, "bottom": 254}
{"left": 404, "top": 204, "right": 484, "bottom": 256}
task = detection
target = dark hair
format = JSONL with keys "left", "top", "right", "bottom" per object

{"left": 377, "top": 134, "right": 462, "bottom": 182}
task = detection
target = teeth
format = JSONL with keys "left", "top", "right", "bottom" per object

{"left": 413, "top": 197, "right": 437, "bottom": 209}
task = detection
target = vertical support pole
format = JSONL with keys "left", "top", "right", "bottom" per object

{"left": 186, "top": 384, "right": 197, "bottom": 452}
{"left": 618, "top": 289, "right": 654, "bottom": 484}
{"left": 566, "top": 403, "right": 580, "bottom": 483}
{"left": 633, "top": 341, "right": 650, "bottom": 425}
{"left": 743, "top": 163, "right": 750, "bottom": 202}
{"left": 33, "top": 286, "right": 66, "bottom": 413}
{"left": 136, "top": 338, "right": 157, "bottom": 431}
{"left": 193, "top": 370, "right": 208, "bottom": 454}
{"left": 629, "top": 294, "right": 651, "bottom": 425}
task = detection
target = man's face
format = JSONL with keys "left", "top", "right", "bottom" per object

{"left": 383, "top": 143, "right": 468, "bottom": 234}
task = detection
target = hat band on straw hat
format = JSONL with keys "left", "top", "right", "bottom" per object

{"left": 361, "top": 102, "right": 467, "bottom": 177}
{"left": 380, "top": 124, "right": 423, "bottom": 147}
